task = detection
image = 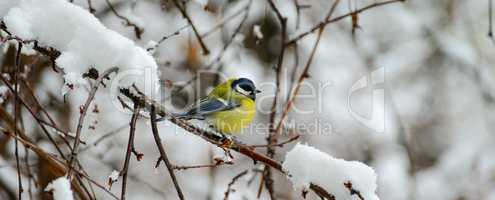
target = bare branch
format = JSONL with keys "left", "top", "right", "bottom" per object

{"left": 223, "top": 170, "right": 248, "bottom": 200}
{"left": 150, "top": 105, "right": 185, "bottom": 200}
{"left": 105, "top": 0, "right": 144, "bottom": 39}
{"left": 14, "top": 40, "right": 24, "bottom": 200}
{"left": 173, "top": 159, "right": 234, "bottom": 171}
{"left": 286, "top": 0, "right": 404, "bottom": 45}
{"left": 273, "top": 0, "right": 340, "bottom": 141}
{"left": 67, "top": 67, "right": 119, "bottom": 179}
{"left": 344, "top": 181, "right": 365, "bottom": 200}
{"left": 264, "top": 0, "right": 289, "bottom": 197}
{"left": 249, "top": 135, "right": 300, "bottom": 148}
{"left": 120, "top": 104, "right": 140, "bottom": 200}
{"left": 170, "top": 0, "right": 210, "bottom": 55}
{"left": 489, "top": 0, "right": 495, "bottom": 45}
{"left": 147, "top": 24, "right": 190, "bottom": 52}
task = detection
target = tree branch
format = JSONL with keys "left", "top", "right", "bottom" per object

{"left": 67, "top": 67, "right": 119, "bottom": 179}
{"left": 120, "top": 103, "right": 140, "bottom": 200}
{"left": 170, "top": 0, "right": 210, "bottom": 55}
{"left": 150, "top": 105, "right": 185, "bottom": 200}
{"left": 286, "top": 0, "right": 404, "bottom": 45}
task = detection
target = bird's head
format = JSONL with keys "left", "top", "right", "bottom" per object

{"left": 231, "top": 78, "right": 261, "bottom": 100}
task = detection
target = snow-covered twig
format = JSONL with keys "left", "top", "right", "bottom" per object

{"left": 283, "top": 144, "right": 379, "bottom": 200}
{"left": 45, "top": 176, "right": 74, "bottom": 200}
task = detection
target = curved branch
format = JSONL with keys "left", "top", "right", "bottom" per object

{"left": 67, "top": 67, "right": 119, "bottom": 179}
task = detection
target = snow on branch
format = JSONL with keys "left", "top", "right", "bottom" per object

{"left": 44, "top": 176, "right": 74, "bottom": 200}
{"left": 283, "top": 143, "right": 379, "bottom": 200}
{"left": 1, "top": 0, "right": 159, "bottom": 95}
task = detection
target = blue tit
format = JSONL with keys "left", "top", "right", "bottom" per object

{"left": 161, "top": 78, "right": 261, "bottom": 134}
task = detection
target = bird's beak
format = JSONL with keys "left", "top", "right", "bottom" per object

{"left": 255, "top": 89, "right": 261, "bottom": 93}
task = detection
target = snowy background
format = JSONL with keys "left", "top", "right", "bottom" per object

{"left": 1, "top": 0, "right": 495, "bottom": 199}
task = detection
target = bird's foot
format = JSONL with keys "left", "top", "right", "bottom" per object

{"left": 219, "top": 135, "right": 234, "bottom": 148}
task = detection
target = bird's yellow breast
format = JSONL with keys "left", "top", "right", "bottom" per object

{"left": 210, "top": 98, "right": 256, "bottom": 134}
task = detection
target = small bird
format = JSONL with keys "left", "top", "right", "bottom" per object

{"left": 162, "top": 78, "right": 260, "bottom": 134}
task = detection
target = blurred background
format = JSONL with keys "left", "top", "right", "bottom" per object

{"left": 1, "top": 0, "right": 495, "bottom": 199}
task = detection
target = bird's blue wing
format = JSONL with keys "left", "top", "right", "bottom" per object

{"left": 180, "top": 97, "right": 238, "bottom": 119}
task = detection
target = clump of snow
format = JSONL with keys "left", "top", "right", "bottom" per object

{"left": 1, "top": 0, "right": 159, "bottom": 96}
{"left": 194, "top": 0, "right": 209, "bottom": 8}
{"left": 253, "top": 25, "right": 263, "bottom": 40}
{"left": 0, "top": 85, "right": 8, "bottom": 104}
{"left": 107, "top": 170, "right": 120, "bottom": 188}
{"left": 108, "top": 170, "right": 120, "bottom": 181}
{"left": 145, "top": 40, "right": 158, "bottom": 54}
{"left": 45, "top": 176, "right": 74, "bottom": 200}
{"left": 283, "top": 143, "right": 379, "bottom": 200}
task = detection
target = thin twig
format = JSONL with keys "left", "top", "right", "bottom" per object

{"left": 14, "top": 40, "right": 24, "bottom": 200}
{"left": 85, "top": 124, "right": 129, "bottom": 149}
{"left": 344, "top": 181, "right": 364, "bottom": 200}
{"left": 0, "top": 76, "right": 68, "bottom": 160}
{"left": 223, "top": 170, "right": 248, "bottom": 200}
{"left": 87, "top": 0, "right": 96, "bottom": 13}
{"left": 173, "top": 159, "right": 234, "bottom": 171}
{"left": 263, "top": 0, "right": 289, "bottom": 197}
{"left": 150, "top": 105, "right": 185, "bottom": 200}
{"left": 274, "top": 0, "right": 340, "bottom": 141}
{"left": 200, "top": 5, "right": 249, "bottom": 38}
{"left": 249, "top": 135, "right": 299, "bottom": 148}
{"left": 286, "top": 0, "right": 404, "bottom": 45}
{"left": 204, "top": 0, "right": 252, "bottom": 69}
{"left": 170, "top": 0, "right": 210, "bottom": 55}
{"left": 489, "top": 0, "right": 495, "bottom": 45}
{"left": 163, "top": 0, "right": 252, "bottom": 100}
{"left": 147, "top": 24, "right": 190, "bottom": 52}
{"left": 67, "top": 67, "right": 119, "bottom": 179}
{"left": 20, "top": 78, "right": 86, "bottom": 144}
{"left": 120, "top": 104, "right": 140, "bottom": 200}
{"left": 105, "top": 0, "right": 144, "bottom": 39}
{"left": 1, "top": 128, "right": 120, "bottom": 200}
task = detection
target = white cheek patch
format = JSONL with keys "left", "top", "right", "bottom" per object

{"left": 235, "top": 85, "right": 251, "bottom": 96}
